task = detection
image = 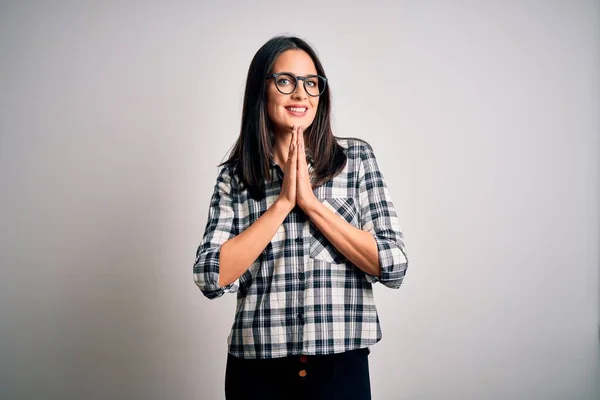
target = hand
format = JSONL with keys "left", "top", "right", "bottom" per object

{"left": 295, "top": 126, "right": 318, "bottom": 212}
{"left": 277, "top": 126, "right": 297, "bottom": 212}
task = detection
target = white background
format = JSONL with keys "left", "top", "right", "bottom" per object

{"left": 1, "top": 1, "right": 598, "bottom": 399}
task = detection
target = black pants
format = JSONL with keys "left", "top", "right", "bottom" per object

{"left": 225, "top": 348, "right": 371, "bottom": 400}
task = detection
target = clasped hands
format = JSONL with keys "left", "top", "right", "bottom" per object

{"left": 278, "top": 125, "right": 319, "bottom": 214}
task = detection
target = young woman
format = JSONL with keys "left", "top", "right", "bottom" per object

{"left": 194, "top": 35, "right": 409, "bottom": 400}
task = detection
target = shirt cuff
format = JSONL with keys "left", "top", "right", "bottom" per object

{"left": 367, "top": 236, "right": 408, "bottom": 289}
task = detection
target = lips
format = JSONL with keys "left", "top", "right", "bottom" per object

{"left": 284, "top": 105, "right": 308, "bottom": 116}
{"left": 285, "top": 106, "right": 307, "bottom": 112}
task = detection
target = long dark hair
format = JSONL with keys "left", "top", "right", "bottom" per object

{"left": 221, "top": 35, "right": 347, "bottom": 200}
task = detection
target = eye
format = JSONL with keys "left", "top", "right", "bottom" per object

{"left": 277, "top": 78, "right": 292, "bottom": 86}
{"left": 306, "top": 79, "right": 318, "bottom": 87}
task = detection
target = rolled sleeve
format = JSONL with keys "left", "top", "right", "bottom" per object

{"left": 193, "top": 165, "right": 240, "bottom": 299}
{"left": 357, "top": 142, "right": 409, "bottom": 288}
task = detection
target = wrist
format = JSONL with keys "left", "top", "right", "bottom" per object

{"left": 273, "top": 199, "right": 294, "bottom": 215}
{"left": 300, "top": 197, "right": 321, "bottom": 217}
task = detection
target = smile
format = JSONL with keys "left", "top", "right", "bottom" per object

{"left": 285, "top": 106, "right": 307, "bottom": 115}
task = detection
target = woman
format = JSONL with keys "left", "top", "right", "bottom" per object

{"left": 194, "top": 35, "right": 409, "bottom": 400}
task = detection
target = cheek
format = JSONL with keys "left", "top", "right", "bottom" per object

{"left": 267, "top": 102, "right": 276, "bottom": 118}
{"left": 267, "top": 94, "right": 286, "bottom": 117}
{"left": 265, "top": 96, "right": 280, "bottom": 121}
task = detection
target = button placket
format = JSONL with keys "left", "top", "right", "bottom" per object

{"left": 292, "top": 209, "right": 306, "bottom": 352}
{"left": 298, "top": 217, "right": 310, "bottom": 352}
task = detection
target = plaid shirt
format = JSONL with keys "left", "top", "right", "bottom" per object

{"left": 194, "top": 138, "right": 408, "bottom": 359}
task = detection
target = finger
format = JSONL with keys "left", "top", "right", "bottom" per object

{"left": 287, "top": 127, "right": 295, "bottom": 158}
{"left": 292, "top": 127, "right": 298, "bottom": 156}
{"left": 297, "top": 126, "right": 306, "bottom": 168}
{"left": 290, "top": 128, "right": 298, "bottom": 177}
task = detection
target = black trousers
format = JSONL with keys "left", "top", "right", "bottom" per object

{"left": 224, "top": 348, "right": 371, "bottom": 400}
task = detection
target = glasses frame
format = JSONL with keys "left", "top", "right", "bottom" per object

{"left": 266, "top": 72, "right": 328, "bottom": 97}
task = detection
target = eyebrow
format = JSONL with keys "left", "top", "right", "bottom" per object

{"left": 272, "top": 71, "right": 319, "bottom": 76}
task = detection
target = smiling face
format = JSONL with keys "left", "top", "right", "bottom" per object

{"left": 266, "top": 49, "right": 320, "bottom": 135}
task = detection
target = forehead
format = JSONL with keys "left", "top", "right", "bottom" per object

{"left": 272, "top": 50, "right": 317, "bottom": 75}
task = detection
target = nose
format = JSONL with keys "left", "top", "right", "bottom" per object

{"left": 291, "top": 78, "right": 307, "bottom": 99}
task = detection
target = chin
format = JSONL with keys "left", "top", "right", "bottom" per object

{"left": 290, "top": 118, "right": 315, "bottom": 129}
{"left": 274, "top": 118, "right": 315, "bottom": 133}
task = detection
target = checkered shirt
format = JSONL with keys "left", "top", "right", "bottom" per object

{"left": 194, "top": 138, "right": 408, "bottom": 359}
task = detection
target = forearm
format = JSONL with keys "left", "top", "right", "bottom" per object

{"left": 218, "top": 200, "right": 291, "bottom": 287}
{"left": 304, "top": 200, "right": 381, "bottom": 277}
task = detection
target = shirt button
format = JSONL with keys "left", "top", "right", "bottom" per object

{"left": 295, "top": 237, "right": 302, "bottom": 243}
{"left": 299, "top": 355, "right": 308, "bottom": 363}
{"left": 299, "top": 370, "right": 307, "bottom": 377}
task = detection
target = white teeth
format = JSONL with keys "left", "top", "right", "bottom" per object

{"left": 287, "top": 107, "right": 306, "bottom": 112}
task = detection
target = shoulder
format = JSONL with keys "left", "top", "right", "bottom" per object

{"left": 214, "top": 162, "right": 241, "bottom": 192}
{"left": 335, "top": 136, "right": 377, "bottom": 160}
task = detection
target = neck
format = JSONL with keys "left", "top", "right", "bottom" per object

{"left": 272, "top": 129, "right": 293, "bottom": 167}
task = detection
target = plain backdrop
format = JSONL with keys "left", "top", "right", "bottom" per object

{"left": 1, "top": 1, "right": 598, "bottom": 399}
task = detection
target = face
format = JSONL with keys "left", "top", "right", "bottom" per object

{"left": 266, "top": 49, "right": 320, "bottom": 135}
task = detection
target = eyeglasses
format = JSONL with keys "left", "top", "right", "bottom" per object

{"left": 267, "top": 72, "right": 327, "bottom": 97}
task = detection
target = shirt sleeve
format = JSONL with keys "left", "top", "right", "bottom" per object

{"left": 193, "top": 164, "right": 240, "bottom": 299}
{"left": 357, "top": 141, "right": 409, "bottom": 289}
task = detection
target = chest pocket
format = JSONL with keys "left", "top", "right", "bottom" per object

{"left": 309, "top": 197, "right": 360, "bottom": 265}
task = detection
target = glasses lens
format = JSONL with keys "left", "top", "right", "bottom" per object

{"left": 274, "top": 73, "right": 296, "bottom": 94}
{"left": 305, "top": 75, "right": 326, "bottom": 96}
